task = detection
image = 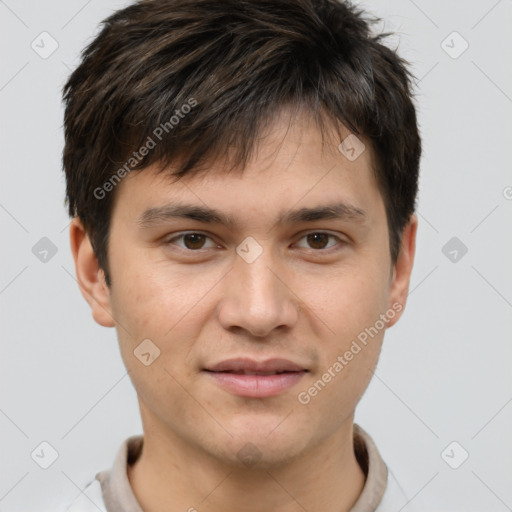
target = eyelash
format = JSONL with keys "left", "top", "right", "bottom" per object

{"left": 164, "top": 231, "right": 346, "bottom": 253}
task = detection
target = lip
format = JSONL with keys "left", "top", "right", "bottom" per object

{"left": 203, "top": 358, "right": 308, "bottom": 398}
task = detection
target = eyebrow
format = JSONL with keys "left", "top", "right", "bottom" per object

{"left": 136, "top": 201, "right": 368, "bottom": 230}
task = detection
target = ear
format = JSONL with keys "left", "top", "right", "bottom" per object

{"left": 69, "top": 217, "right": 115, "bottom": 328}
{"left": 386, "top": 213, "right": 418, "bottom": 328}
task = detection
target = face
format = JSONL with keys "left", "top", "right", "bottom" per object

{"left": 72, "top": 109, "right": 416, "bottom": 468}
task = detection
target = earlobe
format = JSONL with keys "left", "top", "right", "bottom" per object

{"left": 69, "top": 217, "right": 116, "bottom": 328}
{"left": 386, "top": 213, "right": 418, "bottom": 328}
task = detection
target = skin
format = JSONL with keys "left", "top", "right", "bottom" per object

{"left": 70, "top": 109, "right": 417, "bottom": 512}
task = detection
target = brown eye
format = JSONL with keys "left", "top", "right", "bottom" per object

{"left": 306, "top": 233, "right": 330, "bottom": 249}
{"left": 182, "top": 233, "right": 206, "bottom": 250}
{"left": 166, "top": 232, "right": 216, "bottom": 251}
{"left": 295, "top": 232, "right": 342, "bottom": 251}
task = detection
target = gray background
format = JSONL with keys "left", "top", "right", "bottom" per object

{"left": 1, "top": 0, "right": 511, "bottom": 510}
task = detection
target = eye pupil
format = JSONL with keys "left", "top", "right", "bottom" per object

{"left": 307, "top": 233, "right": 329, "bottom": 249}
{"left": 184, "top": 233, "right": 205, "bottom": 250}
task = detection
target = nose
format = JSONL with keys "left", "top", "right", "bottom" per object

{"left": 217, "top": 247, "right": 300, "bottom": 338}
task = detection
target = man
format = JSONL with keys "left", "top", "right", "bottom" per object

{"left": 63, "top": 0, "right": 420, "bottom": 510}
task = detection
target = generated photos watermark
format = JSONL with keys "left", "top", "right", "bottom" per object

{"left": 93, "top": 97, "right": 198, "bottom": 200}
{"left": 297, "top": 301, "right": 403, "bottom": 405}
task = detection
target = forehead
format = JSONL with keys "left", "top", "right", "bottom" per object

{"left": 111, "top": 110, "right": 382, "bottom": 229}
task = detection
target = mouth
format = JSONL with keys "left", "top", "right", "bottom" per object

{"left": 203, "top": 358, "right": 308, "bottom": 398}
{"left": 208, "top": 370, "right": 297, "bottom": 375}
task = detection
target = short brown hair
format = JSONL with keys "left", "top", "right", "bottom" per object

{"left": 62, "top": 0, "right": 421, "bottom": 286}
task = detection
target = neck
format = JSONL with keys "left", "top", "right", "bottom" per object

{"left": 128, "top": 414, "right": 366, "bottom": 512}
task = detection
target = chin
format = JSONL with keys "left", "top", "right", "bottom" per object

{"left": 217, "top": 425, "right": 310, "bottom": 469}
{"left": 222, "top": 442, "right": 304, "bottom": 470}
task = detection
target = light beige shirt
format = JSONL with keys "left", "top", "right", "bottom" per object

{"left": 66, "top": 423, "right": 412, "bottom": 512}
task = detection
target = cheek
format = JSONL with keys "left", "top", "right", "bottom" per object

{"left": 109, "top": 259, "right": 223, "bottom": 378}
{"left": 295, "top": 333, "right": 383, "bottom": 429}
{"left": 111, "top": 253, "right": 204, "bottom": 334}
{"left": 109, "top": 268, "right": 206, "bottom": 421}
{"left": 306, "top": 264, "right": 389, "bottom": 343}
{"left": 314, "top": 260, "right": 390, "bottom": 399}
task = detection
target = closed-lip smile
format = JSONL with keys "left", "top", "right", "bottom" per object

{"left": 203, "top": 358, "right": 308, "bottom": 398}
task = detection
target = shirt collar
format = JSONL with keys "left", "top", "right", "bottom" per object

{"left": 96, "top": 423, "right": 388, "bottom": 511}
